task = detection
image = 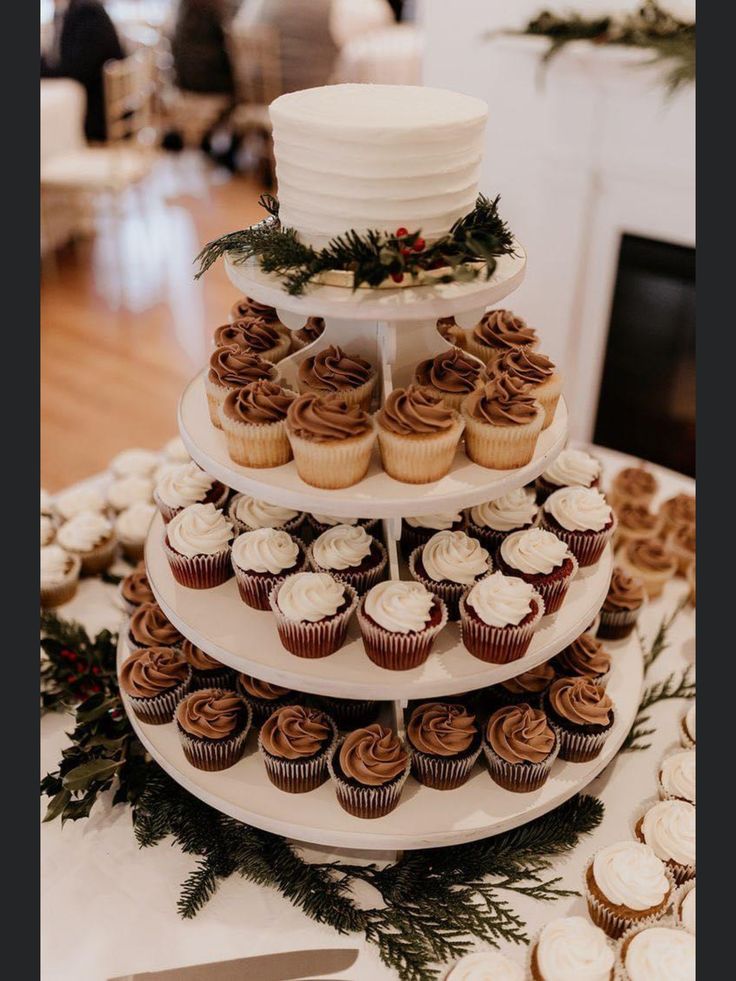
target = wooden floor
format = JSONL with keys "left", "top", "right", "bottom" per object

{"left": 41, "top": 154, "right": 265, "bottom": 491}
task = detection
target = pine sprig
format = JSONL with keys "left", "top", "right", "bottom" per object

{"left": 639, "top": 595, "right": 688, "bottom": 671}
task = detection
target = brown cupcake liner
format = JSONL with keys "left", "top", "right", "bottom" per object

{"left": 408, "top": 546, "right": 491, "bottom": 621}
{"left": 269, "top": 581, "right": 358, "bottom": 658}
{"left": 237, "top": 687, "right": 301, "bottom": 727}
{"left": 505, "top": 553, "right": 578, "bottom": 616}
{"left": 219, "top": 409, "right": 293, "bottom": 468}
{"left": 73, "top": 535, "right": 117, "bottom": 576}
{"left": 540, "top": 514, "right": 617, "bottom": 568}
{"left": 327, "top": 740, "right": 410, "bottom": 818}
{"left": 118, "top": 536, "right": 145, "bottom": 564}
{"left": 287, "top": 425, "right": 377, "bottom": 490}
{"left": 154, "top": 483, "right": 229, "bottom": 525}
{"left": 458, "top": 589, "right": 544, "bottom": 663}
{"left": 631, "top": 800, "right": 695, "bottom": 886}
{"left": 356, "top": 595, "right": 448, "bottom": 670}
{"left": 232, "top": 542, "right": 307, "bottom": 610}
{"left": 461, "top": 403, "right": 545, "bottom": 470}
{"left": 583, "top": 854, "right": 674, "bottom": 940}
{"left": 41, "top": 556, "right": 82, "bottom": 608}
{"left": 616, "top": 921, "right": 692, "bottom": 979}
{"left": 126, "top": 666, "right": 193, "bottom": 725}
{"left": 376, "top": 417, "right": 464, "bottom": 484}
{"left": 549, "top": 716, "right": 613, "bottom": 763}
{"left": 258, "top": 714, "right": 337, "bottom": 793}
{"left": 307, "top": 539, "right": 388, "bottom": 596}
{"left": 312, "top": 695, "right": 379, "bottom": 729}
{"left": 177, "top": 696, "right": 252, "bottom": 771}
{"left": 400, "top": 516, "right": 466, "bottom": 558}
{"left": 410, "top": 742, "right": 482, "bottom": 790}
{"left": 465, "top": 519, "right": 536, "bottom": 555}
{"left": 482, "top": 731, "right": 559, "bottom": 792}
{"left": 597, "top": 604, "right": 643, "bottom": 641}
{"left": 162, "top": 535, "right": 233, "bottom": 589}
{"left": 190, "top": 668, "right": 235, "bottom": 692}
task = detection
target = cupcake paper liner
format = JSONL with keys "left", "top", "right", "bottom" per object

{"left": 376, "top": 418, "right": 464, "bottom": 484}
{"left": 154, "top": 483, "right": 229, "bottom": 525}
{"left": 540, "top": 514, "right": 617, "bottom": 569}
{"left": 118, "top": 535, "right": 145, "bottom": 564}
{"left": 327, "top": 740, "right": 410, "bottom": 818}
{"left": 461, "top": 404, "right": 544, "bottom": 470}
{"left": 411, "top": 741, "right": 482, "bottom": 790}
{"left": 673, "top": 880, "right": 696, "bottom": 933}
{"left": 498, "top": 552, "right": 579, "bottom": 617}
{"left": 177, "top": 695, "right": 252, "bottom": 771}
{"left": 162, "top": 536, "right": 233, "bottom": 589}
{"left": 232, "top": 542, "right": 307, "bottom": 611}
{"left": 482, "top": 730, "right": 559, "bottom": 793}
{"left": 656, "top": 751, "right": 695, "bottom": 805}
{"left": 312, "top": 695, "right": 379, "bottom": 729}
{"left": 535, "top": 375, "right": 563, "bottom": 431}
{"left": 465, "top": 519, "right": 536, "bottom": 556}
{"left": 74, "top": 535, "right": 117, "bottom": 576}
{"left": 583, "top": 852, "right": 675, "bottom": 940}
{"left": 631, "top": 798, "right": 695, "bottom": 886}
{"left": 307, "top": 539, "right": 388, "bottom": 596}
{"left": 548, "top": 716, "right": 613, "bottom": 763}
{"left": 408, "top": 546, "right": 491, "bottom": 621}
{"left": 126, "top": 666, "right": 193, "bottom": 726}
{"left": 237, "top": 687, "right": 301, "bottom": 727}
{"left": 41, "top": 555, "right": 82, "bottom": 609}
{"left": 287, "top": 426, "right": 377, "bottom": 490}
{"left": 458, "top": 590, "right": 544, "bottom": 664}
{"left": 219, "top": 408, "right": 293, "bottom": 468}
{"left": 269, "top": 582, "right": 358, "bottom": 659}
{"left": 190, "top": 668, "right": 235, "bottom": 692}
{"left": 400, "top": 516, "right": 466, "bottom": 558}
{"left": 258, "top": 714, "right": 337, "bottom": 793}
{"left": 357, "top": 595, "right": 448, "bottom": 670}
{"left": 616, "top": 920, "right": 692, "bottom": 978}
{"left": 597, "top": 604, "right": 643, "bottom": 641}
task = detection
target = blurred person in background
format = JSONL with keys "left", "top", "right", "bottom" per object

{"left": 40, "top": 0, "right": 124, "bottom": 142}
{"left": 170, "top": 0, "right": 239, "bottom": 97}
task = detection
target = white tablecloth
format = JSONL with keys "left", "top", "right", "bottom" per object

{"left": 40, "top": 445, "right": 695, "bottom": 980}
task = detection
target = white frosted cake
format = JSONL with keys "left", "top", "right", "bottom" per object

{"left": 269, "top": 84, "right": 488, "bottom": 248}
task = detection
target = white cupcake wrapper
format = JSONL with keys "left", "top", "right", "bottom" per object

{"left": 327, "top": 739, "right": 411, "bottom": 818}
{"left": 268, "top": 581, "right": 359, "bottom": 659}
{"left": 357, "top": 595, "right": 449, "bottom": 670}
{"left": 582, "top": 851, "right": 675, "bottom": 940}
{"left": 232, "top": 542, "right": 308, "bottom": 611}
{"left": 257, "top": 714, "right": 337, "bottom": 793}
{"left": 154, "top": 483, "right": 229, "bottom": 525}
{"left": 177, "top": 693, "right": 252, "bottom": 771}
{"left": 458, "top": 588, "right": 545, "bottom": 664}
{"left": 410, "top": 741, "right": 482, "bottom": 790}
{"left": 204, "top": 374, "right": 229, "bottom": 429}
{"left": 616, "top": 920, "right": 692, "bottom": 979}
{"left": 407, "top": 545, "right": 492, "bottom": 621}
{"left": 673, "top": 879, "right": 695, "bottom": 933}
{"left": 630, "top": 796, "right": 695, "bottom": 886}
{"left": 540, "top": 514, "right": 617, "bottom": 568}
{"left": 219, "top": 408, "right": 293, "bottom": 468}
{"left": 126, "top": 666, "right": 193, "bottom": 725}
{"left": 547, "top": 715, "right": 613, "bottom": 763}
{"left": 376, "top": 417, "right": 464, "bottom": 484}
{"left": 70, "top": 535, "right": 117, "bottom": 576}
{"left": 307, "top": 539, "right": 388, "bottom": 596}
{"left": 162, "top": 535, "right": 233, "bottom": 589}
{"left": 482, "top": 729, "right": 559, "bottom": 793}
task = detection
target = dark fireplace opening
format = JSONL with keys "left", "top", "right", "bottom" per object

{"left": 593, "top": 234, "right": 695, "bottom": 477}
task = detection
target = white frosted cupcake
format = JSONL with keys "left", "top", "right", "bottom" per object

{"left": 110, "top": 448, "right": 159, "bottom": 479}
{"left": 41, "top": 544, "right": 82, "bottom": 607}
{"left": 496, "top": 527, "right": 578, "bottom": 615}
{"left": 57, "top": 510, "right": 116, "bottom": 574}
{"left": 617, "top": 923, "right": 695, "bottom": 981}
{"left": 459, "top": 572, "right": 544, "bottom": 663}
{"left": 529, "top": 915, "right": 615, "bottom": 981}
{"left": 269, "top": 572, "right": 358, "bottom": 659}
{"left": 541, "top": 486, "right": 616, "bottom": 567}
{"left": 535, "top": 447, "right": 601, "bottom": 502}
{"left": 466, "top": 487, "right": 538, "bottom": 553}
{"left": 153, "top": 462, "right": 229, "bottom": 524}
{"left": 54, "top": 484, "right": 106, "bottom": 522}
{"left": 400, "top": 510, "right": 465, "bottom": 557}
{"left": 115, "top": 502, "right": 156, "bottom": 562}
{"left": 679, "top": 705, "right": 695, "bottom": 749}
{"left": 408, "top": 530, "right": 492, "bottom": 620}
{"left": 231, "top": 527, "right": 306, "bottom": 610}
{"left": 106, "top": 475, "right": 154, "bottom": 513}
{"left": 162, "top": 435, "right": 190, "bottom": 463}
{"left": 584, "top": 841, "right": 674, "bottom": 939}
{"left": 445, "top": 950, "right": 525, "bottom": 980}
{"left": 41, "top": 514, "right": 56, "bottom": 546}
{"left": 675, "top": 880, "right": 695, "bottom": 934}
{"left": 308, "top": 524, "right": 387, "bottom": 595}
{"left": 163, "top": 503, "right": 234, "bottom": 589}
{"left": 227, "top": 493, "right": 304, "bottom": 538}
{"left": 657, "top": 750, "right": 695, "bottom": 804}
{"left": 307, "top": 512, "right": 379, "bottom": 541}
{"left": 634, "top": 799, "right": 695, "bottom": 885}
{"left": 357, "top": 580, "right": 448, "bottom": 670}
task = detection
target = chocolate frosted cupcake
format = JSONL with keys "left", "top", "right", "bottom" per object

{"left": 329, "top": 724, "right": 410, "bottom": 818}
{"left": 466, "top": 487, "right": 538, "bottom": 553}
{"left": 598, "top": 567, "right": 646, "bottom": 640}
{"left": 409, "top": 530, "right": 491, "bottom": 621}
{"left": 290, "top": 316, "right": 325, "bottom": 352}
{"left": 459, "top": 571, "right": 544, "bottom": 663}
{"left": 227, "top": 493, "right": 304, "bottom": 538}
{"left": 544, "top": 676, "right": 614, "bottom": 762}
{"left": 220, "top": 380, "right": 297, "bottom": 468}
{"left": 153, "top": 461, "right": 229, "bottom": 524}
{"left": 615, "top": 504, "right": 662, "bottom": 549}
{"left": 309, "top": 524, "right": 387, "bottom": 595}
{"left": 413, "top": 347, "right": 486, "bottom": 411}
{"left": 618, "top": 540, "right": 677, "bottom": 599}
{"left": 535, "top": 448, "right": 602, "bottom": 504}
{"left": 180, "top": 638, "right": 234, "bottom": 690}
{"left": 312, "top": 695, "right": 379, "bottom": 729}
{"left": 231, "top": 528, "right": 306, "bottom": 610}
{"left": 228, "top": 295, "right": 282, "bottom": 326}
{"left": 610, "top": 467, "right": 658, "bottom": 511}
{"left": 400, "top": 511, "right": 465, "bottom": 558}
{"left": 286, "top": 393, "right": 376, "bottom": 490}
{"left": 377, "top": 385, "right": 465, "bottom": 483}
{"left": 269, "top": 572, "right": 358, "bottom": 658}
{"left": 461, "top": 377, "right": 544, "bottom": 470}
{"left": 497, "top": 528, "right": 578, "bottom": 615}
{"left": 483, "top": 702, "right": 559, "bottom": 792}
{"left": 553, "top": 631, "right": 611, "bottom": 686}
{"left": 297, "top": 344, "right": 376, "bottom": 409}
{"left": 40, "top": 544, "right": 81, "bottom": 608}
{"left": 584, "top": 841, "right": 673, "bottom": 939}
{"left": 542, "top": 486, "right": 616, "bottom": 567}
{"left": 488, "top": 346, "right": 562, "bottom": 430}
{"left": 176, "top": 688, "right": 251, "bottom": 771}
{"left": 530, "top": 916, "right": 614, "bottom": 981}
{"left": 436, "top": 315, "right": 467, "bottom": 348}
{"left": 634, "top": 799, "right": 695, "bottom": 885}
{"left": 658, "top": 493, "right": 695, "bottom": 538}
{"left": 258, "top": 704, "right": 337, "bottom": 792}
{"left": 358, "top": 580, "right": 447, "bottom": 670}
{"left": 56, "top": 510, "right": 116, "bottom": 575}
{"left": 128, "top": 601, "right": 183, "bottom": 650}
{"left": 119, "top": 562, "right": 156, "bottom": 614}
{"left": 237, "top": 674, "right": 298, "bottom": 726}
{"left": 205, "top": 345, "right": 279, "bottom": 429}
{"left": 407, "top": 702, "right": 481, "bottom": 789}
{"left": 120, "top": 646, "right": 191, "bottom": 724}
{"left": 216, "top": 316, "right": 291, "bottom": 363}
{"left": 163, "top": 503, "right": 234, "bottom": 588}
{"left": 667, "top": 523, "right": 696, "bottom": 577}
{"left": 464, "top": 309, "right": 539, "bottom": 365}
{"left": 491, "top": 662, "right": 556, "bottom": 708}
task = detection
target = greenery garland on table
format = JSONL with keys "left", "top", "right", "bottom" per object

{"left": 506, "top": 1, "right": 695, "bottom": 94}
{"left": 194, "top": 193, "right": 516, "bottom": 295}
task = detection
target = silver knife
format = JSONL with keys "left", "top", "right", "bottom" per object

{"left": 109, "top": 947, "right": 359, "bottom": 981}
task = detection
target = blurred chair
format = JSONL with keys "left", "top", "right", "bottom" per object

{"left": 227, "top": 24, "right": 282, "bottom": 184}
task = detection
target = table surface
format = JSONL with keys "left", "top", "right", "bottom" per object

{"left": 40, "top": 444, "right": 695, "bottom": 981}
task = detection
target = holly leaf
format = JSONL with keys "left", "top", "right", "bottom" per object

{"left": 43, "top": 789, "right": 72, "bottom": 823}
{"left": 76, "top": 696, "right": 119, "bottom": 724}
{"left": 62, "top": 759, "right": 123, "bottom": 792}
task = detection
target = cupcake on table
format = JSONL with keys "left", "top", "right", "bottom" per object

{"left": 406, "top": 702, "right": 481, "bottom": 789}
{"left": 328, "top": 724, "right": 410, "bottom": 818}
{"left": 413, "top": 347, "right": 486, "bottom": 411}
{"left": 496, "top": 527, "right": 578, "bottom": 615}
{"left": 219, "top": 380, "right": 297, "bottom": 468}
{"left": 162, "top": 503, "right": 234, "bottom": 589}
{"left": 400, "top": 510, "right": 465, "bottom": 558}
{"left": 54, "top": 483, "right": 107, "bottom": 522}
{"left": 614, "top": 503, "right": 662, "bottom": 550}
{"left": 106, "top": 474, "right": 154, "bottom": 514}
{"left": 227, "top": 493, "right": 304, "bottom": 538}
{"left": 444, "top": 950, "right": 524, "bottom": 980}
{"left": 358, "top": 579, "right": 447, "bottom": 670}
{"left": 110, "top": 448, "right": 159, "bottom": 480}
{"left": 56, "top": 510, "right": 116, "bottom": 575}
{"left": 231, "top": 527, "right": 307, "bottom": 610}
{"left": 409, "top": 529, "right": 492, "bottom": 621}
{"left": 535, "top": 447, "right": 601, "bottom": 503}
{"left": 459, "top": 572, "right": 544, "bottom": 664}
{"left": 41, "top": 544, "right": 81, "bottom": 608}
{"left": 667, "top": 523, "right": 696, "bottom": 577}
{"left": 461, "top": 377, "right": 545, "bottom": 470}
{"left": 214, "top": 314, "right": 291, "bottom": 363}
{"left": 483, "top": 701, "right": 558, "bottom": 793}
{"left": 205, "top": 345, "right": 280, "bottom": 429}
{"left": 465, "top": 487, "right": 538, "bottom": 553}
{"left": 290, "top": 316, "right": 325, "bottom": 352}
{"left": 658, "top": 749, "right": 695, "bottom": 805}
{"left": 676, "top": 880, "right": 695, "bottom": 934}
{"left": 462, "top": 309, "right": 539, "bottom": 366}
{"left": 297, "top": 344, "right": 377, "bottom": 410}
{"left": 376, "top": 385, "right": 465, "bottom": 483}
{"left": 269, "top": 571, "right": 358, "bottom": 659}
{"left": 679, "top": 704, "right": 695, "bottom": 749}
{"left": 153, "top": 461, "right": 228, "bottom": 524}
{"left": 657, "top": 492, "right": 695, "bottom": 539}
{"left": 115, "top": 501, "right": 156, "bottom": 563}
{"left": 118, "top": 561, "right": 155, "bottom": 615}
{"left": 258, "top": 704, "right": 337, "bottom": 793}
{"left": 285, "top": 393, "right": 376, "bottom": 490}
{"left": 617, "top": 540, "right": 677, "bottom": 599}
{"left": 633, "top": 798, "right": 695, "bottom": 885}
{"left": 609, "top": 466, "right": 658, "bottom": 511}
{"left": 486, "top": 345, "right": 562, "bottom": 429}
{"left": 529, "top": 916, "right": 615, "bottom": 981}
{"left": 597, "top": 566, "right": 646, "bottom": 640}
{"left": 617, "top": 924, "right": 695, "bottom": 981}
{"left": 541, "top": 486, "right": 616, "bottom": 567}
{"left": 308, "top": 523, "right": 387, "bottom": 595}
{"left": 543, "top": 676, "right": 615, "bottom": 762}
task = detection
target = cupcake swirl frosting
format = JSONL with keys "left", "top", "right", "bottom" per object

{"left": 298, "top": 345, "right": 373, "bottom": 392}
{"left": 466, "top": 572, "right": 535, "bottom": 627}
{"left": 116, "top": 502, "right": 156, "bottom": 541}
{"left": 120, "top": 646, "right": 189, "bottom": 698}
{"left": 121, "top": 566, "right": 155, "bottom": 606}
{"left": 619, "top": 504, "right": 659, "bottom": 532}
{"left": 660, "top": 493, "right": 695, "bottom": 528}
{"left": 535, "top": 916, "right": 614, "bottom": 981}
{"left": 232, "top": 528, "right": 299, "bottom": 574}
{"left": 500, "top": 528, "right": 571, "bottom": 575}
{"left": 473, "top": 309, "right": 538, "bottom": 351}
{"left": 545, "top": 486, "right": 612, "bottom": 532}
{"left": 487, "top": 703, "right": 555, "bottom": 764}
{"left": 405, "top": 512, "right": 461, "bottom": 530}
{"left": 312, "top": 524, "right": 373, "bottom": 570}
{"left": 223, "top": 381, "right": 296, "bottom": 425}
{"left": 155, "top": 462, "right": 216, "bottom": 510}
{"left": 239, "top": 674, "right": 291, "bottom": 700}
{"left": 339, "top": 724, "right": 408, "bottom": 786}
{"left": 625, "top": 540, "right": 675, "bottom": 573}
{"left": 379, "top": 384, "right": 458, "bottom": 435}
{"left": 593, "top": 841, "right": 669, "bottom": 911}
{"left": 470, "top": 488, "right": 537, "bottom": 531}
{"left": 260, "top": 705, "right": 332, "bottom": 759}
{"left": 295, "top": 316, "right": 325, "bottom": 343}
{"left": 130, "top": 602, "right": 182, "bottom": 647}
{"left": 231, "top": 494, "right": 299, "bottom": 530}
{"left": 229, "top": 296, "right": 280, "bottom": 323}
{"left": 542, "top": 448, "right": 601, "bottom": 488}
{"left": 40, "top": 545, "right": 74, "bottom": 586}
{"left": 671, "top": 524, "right": 696, "bottom": 554}
{"left": 364, "top": 580, "right": 435, "bottom": 634}
{"left": 659, "top": 751, "right": 695, "bottom": 803}
{"left": 287, "top": 393, "right": 372, "bottom": 442}
{"left": 408, "top": 702, "right": 477, "bottom": 757}
{"left": 111, "top": 448, "right": 159, "bottom": 477}
{"left": 414, "top": 348, "right": 483, "bottom": 394}
{"left": 421, "top": 530, "right": 490, "bottom": 585}
{"left": 181, "top": 638, "right": 222, "bottom": 672}
{"left": 465, "top": 377, "right": 540, "bottom": 426}
{"left": 555, "top": 633, "right": 610, "bottom": 679}
{"left": 277, "top": 572, "right": 345, "bottom": 622}
{"left": 57, "top": 511, "right": 113, "bottom": 552}
{"left": 501, "top": 662, "right": 555, "bottom": 695}
{"left": 167, "top": 503, "right": 233, "bottom": 558}
{"left": 624, "top": 926, "right": 695, "bottom": 981}
{"left": 176, "top": 689, "right": 244, "bottom": 740}
{"left": 107, "top": 475, "right": 154, "bottom": 511}
{"left": 614, "top": 467, "right": 658, "bottom": 498}
{"left": 602, "top": 567, "right": 645, "bottom": 612}
{"left": 491, "top": 346, "right": 555, "bottom": 387}
{"left": 446, "top": 951, "right": 524, "bottom": 981}
{"left": 225, "top": 317, "right": 282, "bottom": 353}
{"left": 548, "top": 677, "right": 613, "bottom": 727}
{"left": 55, "top": 485, "right": 105, "bottom": 520}
{"left": 641, "top": 800, "right": 695, "bottom": 868}
{"left": 208, "top": 345, "right": 277, "bottom": 387}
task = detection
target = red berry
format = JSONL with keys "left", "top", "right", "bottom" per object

{"left": 400, "top": 247, "right": 411, "bottom": 258}
{"left": 412, "top": 238, "right": 426, "bottom": 252}
{"left": 395, "top": 227, "right": 409, "bottom": 238}
{"left": 390, "top": 272, "right": 404, "bottom": 283}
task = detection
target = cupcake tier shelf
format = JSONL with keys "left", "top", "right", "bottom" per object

{"left": 117, "top": 628, "right": 642, "bottom": 850}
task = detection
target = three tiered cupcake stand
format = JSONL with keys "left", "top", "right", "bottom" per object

{"left": 118, "top": 244, "right": 643, "bottom": 851}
